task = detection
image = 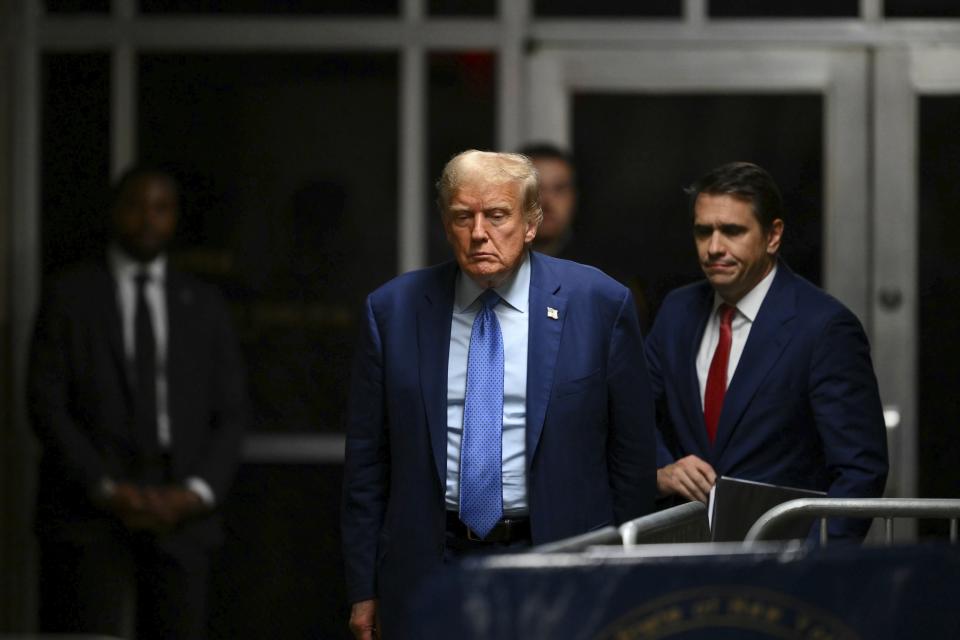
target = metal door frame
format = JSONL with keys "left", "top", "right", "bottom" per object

{"left": 524, "top": 45, "right": 871, "bottom": 324}
{"left": 873, "top": 47, "right": 960, "bottom": 514}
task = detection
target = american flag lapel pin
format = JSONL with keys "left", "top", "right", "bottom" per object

{"left": 547, "top": 306, "right": 559, "bottom": 320}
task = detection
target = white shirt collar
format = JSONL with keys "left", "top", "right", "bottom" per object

{"left": 454, "top": 250, "right": 530, "bottom": 314}
{"left": 712, "top": 261, "right": 778, "bottom": 322}
{"left": 108, "top": 244, "right": 167, "bottom": 284}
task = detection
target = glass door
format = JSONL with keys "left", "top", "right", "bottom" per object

{"left": 523, "top": 46, "right": 919, "bottom": 515}
{"left": 524, "top": 47, "right": 870, "bottom": 323}
{"left": 874, "top": 48, "right": 960, "bottom": 537}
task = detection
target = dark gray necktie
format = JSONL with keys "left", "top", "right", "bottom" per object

{"left": 134, "top": 270, "right": 159, "bottom": 455}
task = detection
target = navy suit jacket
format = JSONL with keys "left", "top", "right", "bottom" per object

{"left": 645, "top": 263, "right": 888, "bottom": 539}
{"left": 342, "top": 252, "right": 656, "bottom": 625}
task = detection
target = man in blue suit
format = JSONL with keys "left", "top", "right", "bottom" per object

{"left": 342, "top": 150, "right": 656, "bottom": 637}
{"left": 646, "top": 161, "right": 888, "bottom": 540}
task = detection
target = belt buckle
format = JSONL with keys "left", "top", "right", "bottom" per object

{"left": 466, "top": 527, "right": 482, "bottom": 542}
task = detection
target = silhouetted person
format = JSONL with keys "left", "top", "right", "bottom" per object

{"left": 29, "top": 166, "right": 248, "bottom": 639}
{"left": 519, "top": 143, "right": 657, "bottom": 330}
{"left": 519, "top": 143, "right": 577, "bottom": 259}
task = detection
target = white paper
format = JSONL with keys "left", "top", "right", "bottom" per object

{"left": 707, "top": 483, "right": 717, "bottom": 529}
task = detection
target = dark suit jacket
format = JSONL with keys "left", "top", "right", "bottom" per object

{"left": 28, "top": 259, "right": 247, "bottom": 549}
{"left": 645, "top": 262, "right": 888, "bottom": 539}
{"left": 341, "top": 252, "right": 656, "bottom": 627}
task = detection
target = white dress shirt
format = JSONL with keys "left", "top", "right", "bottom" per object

{"left": 445, "top": 251, "right": 530, "bottom": 516}
{"left": 696, "top": 264, "right": 778, "bottom": 408}
{"left": 109, "top": 246, "right": 215, "bottom": 505}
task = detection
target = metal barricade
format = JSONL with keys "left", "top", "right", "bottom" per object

{"left": 619, "top": 501, "right": 710, "bottom": 548}
{"left": 529, "top": 526, "right": 622, "bottom": 553}
{"left": 743, "top": 497, "right": 960, "bottom": 548}
{"left": 530, "top": 502, "right": 711, "bottom": 553}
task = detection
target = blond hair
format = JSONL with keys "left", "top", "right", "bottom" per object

{"left": 435, "top": 149, "right": 543, "bottom": 227}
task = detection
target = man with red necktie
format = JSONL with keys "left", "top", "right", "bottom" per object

{"left": 644, "top": 161, "right": 888, "bottom": 541}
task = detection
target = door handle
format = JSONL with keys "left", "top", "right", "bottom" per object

{"left": 878, "top": 288, "right": 902, "bottom": 311}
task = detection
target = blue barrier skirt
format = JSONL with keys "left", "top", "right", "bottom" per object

{"left": 409, "top": 543, "right": 960, "bottom": 639}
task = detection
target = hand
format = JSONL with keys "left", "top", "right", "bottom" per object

{"left": 142, "top": 486, "right": 206, "bottom": 530}
{"left": 349, "top": 599, "right": 378, "bottom": 640}
{"left": 97, "top": 482, "right": 165, "bottom": 531}
{"left": 657, "top": 455, "right": 717, "bottom": 503}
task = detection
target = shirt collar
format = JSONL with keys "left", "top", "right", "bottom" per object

{"left": 454, "top": 250, "right": 530, "bottom": 314}
{"left": 108, "top": 244, "right": 167, "bottom": 284}
{"left": 712, "top": 261, "right": 777, "bottom": 323}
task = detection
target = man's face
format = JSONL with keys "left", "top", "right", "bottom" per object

{"left": 531, "top": 157, "right": 575, "bottom": 244}
{"left": 443, "top": 175, "right": 537, "bottom": 289}
{"left": 693, "top": 193, "right": 783, "bottom": 303}
{"left": 111, "top": 175, "right": 179, "bottom": 263}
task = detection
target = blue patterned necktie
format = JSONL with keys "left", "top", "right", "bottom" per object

{"left": 459, "top": 288, "right": 504, "bottom": 539}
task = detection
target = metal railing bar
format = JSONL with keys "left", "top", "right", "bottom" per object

{"left": 530, "top": 526, "right": 621, "bottom": 553}
{"left": 620, "top": 501, "right": 708, "bottom": 547}
{"left": 744, "top": 498, "right": 960, "bottom": 545}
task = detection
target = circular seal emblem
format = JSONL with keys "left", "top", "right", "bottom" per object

{"left": 594, "top": 586, "right": 860, "bottom": 640}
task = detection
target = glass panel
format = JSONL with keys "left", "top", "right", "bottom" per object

{"left": 140, "top": 0, "right": 397, "bottom": 15}
{"left": 571, "top": 94, "right": 823, "bottom": 333}
{"left": 534, "top": 0, "right": 681, "bottom": 18}
{"left": 210, "top": 464, "right": 346, "bottom": 638}
{"left": 886, "top": 0, "right": 960, "bottom": 18}
{"left": 45, "top": 0, "right": 110, "bottom": 13}
{"left": 429, "top": 0, "right": 495, "bottom": 17}
{"left": 41, "top": 53, "right": 111, "bottom": 279}
{"left": 427, "top": 51, "right": 497, "bottom": 265}
{"left": 138, "top": 53, "right": 398, "bottom": 433}
{"left": 917, "top": 96, "right": 960, "bottom": 537}
{"left": 709, "top": 0, "right": 858, "bottom": 17}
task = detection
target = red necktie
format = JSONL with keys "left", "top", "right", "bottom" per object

{"left": 704, "top": 303, "right": 736, "bottom": 444}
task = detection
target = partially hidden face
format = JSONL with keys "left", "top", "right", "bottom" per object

{"left": 693, "top": 193, "right": 783, "bottom": 304}
{"left": 443, "top": 175, "right": 537, "bottom": 289}
{"left": 112, "top": 175, "right": 179, "bottom": 263}
{"left": 531, "top": 156, "right": 575, "bottom": 243}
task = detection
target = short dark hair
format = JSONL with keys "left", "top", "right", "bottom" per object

{"left": 685, "top": 161, "right": 784, "bottom": 230}
{"left": 109, "top": 164, "right": 179, "bottom": 212}
{"left": 517, "top": 142, "right": 576, "bottom": 173}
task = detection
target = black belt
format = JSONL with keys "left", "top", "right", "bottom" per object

{"left": 446, "top": 511, "right": 531, "bottom": 544}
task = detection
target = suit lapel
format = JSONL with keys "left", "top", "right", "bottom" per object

{"left": 95, "top": 262, "right": 132, "bottom": 400}
{"left": 712, "top": 265, "right": 797, "bottom": 459}
{"left": 525, "top": 252, "right": 566, "bottom": 466}
{"left": 418, "top": 263, "right": 457, "bottom": 491}
{"left": 683, "top": 286, "right": 714, "bottom": 457}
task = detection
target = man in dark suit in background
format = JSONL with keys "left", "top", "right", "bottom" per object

{"left": 519, "top": 143, "right": 578, "bottom": 259}
{"left": 645, "top": 161, "right": 888, "bottom": 540}
{"left": 29, "top": 166, "right": 248, "bottom": 638}
{"left": 519, "top": 143, "right": 654, "bottom": 331}
{"left": 342, "top": 150, "right": 656, "bottom": 638}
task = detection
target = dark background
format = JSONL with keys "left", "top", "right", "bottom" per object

{"left": 917, "top": 96, "right": 960, "bottom": 537}
{"left": 570, "top": 93, "right": 822, "bottom": 332}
